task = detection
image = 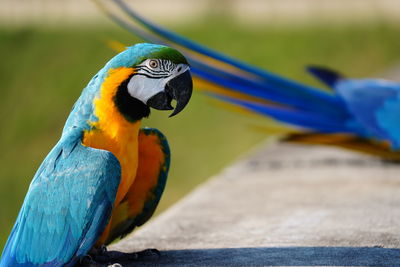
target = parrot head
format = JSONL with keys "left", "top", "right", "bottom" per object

{"left": 103, "top": 43, "right": 193, "bottom": 121}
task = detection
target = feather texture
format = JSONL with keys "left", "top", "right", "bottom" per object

{"left": 1, "top": 130, "right": 121, "bottom": 266}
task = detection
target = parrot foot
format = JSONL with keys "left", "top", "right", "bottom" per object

{"left": 79, "top": 247, "right": 161, "bottom": 266}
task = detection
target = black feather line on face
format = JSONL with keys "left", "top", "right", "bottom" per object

{"left": 114, "top": 74, "right": 150, "bottom": 122}
{"left": 135, "top": 73, "right": 170, "bottom": 79}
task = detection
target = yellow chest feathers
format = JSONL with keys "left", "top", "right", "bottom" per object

{"left": 82, "top": 67, "right": 139, "bottom": 205}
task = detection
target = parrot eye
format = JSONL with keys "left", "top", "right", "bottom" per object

{"left": 148, "top": 60, "right": 158, "bottom": 69}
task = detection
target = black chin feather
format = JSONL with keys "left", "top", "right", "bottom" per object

{"left": 114, "top": 75, "right": 150, "bottom": 122}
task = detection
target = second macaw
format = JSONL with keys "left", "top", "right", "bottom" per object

{"left": 0, "top": 43, "right": 193, "bottom": 266}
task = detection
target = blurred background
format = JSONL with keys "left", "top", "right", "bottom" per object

{"left": 1, "top": 0, "right": 400, "bottom": 249}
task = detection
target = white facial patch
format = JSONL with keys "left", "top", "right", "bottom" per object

{"left": 126, "top": 59, "right": 189, "bottom": 104}
{"left": 127, "top": 75, "right": 168, "bottom": 103}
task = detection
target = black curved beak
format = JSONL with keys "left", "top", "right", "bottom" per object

{"left": 147, "top": 70, "right": 193, "bottom": 117}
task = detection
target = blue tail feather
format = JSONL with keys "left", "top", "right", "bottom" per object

{"left": 213, "top": 94, "right": 354, "bottom": 134}
{"left": 190, "top": 60, "right": 348, "bottom": 118}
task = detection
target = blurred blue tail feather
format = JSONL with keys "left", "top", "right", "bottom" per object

{"left": 213, "top": 94, "right": 353, "bottom": 134}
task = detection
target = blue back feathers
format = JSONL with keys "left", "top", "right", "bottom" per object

{"left": 1, "top": 130, "right": 121, "bottom": 266}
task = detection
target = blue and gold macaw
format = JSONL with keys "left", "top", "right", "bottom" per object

{"left": 0, "top": 43, "right": 192, "bottom": 266}
{"left": 98, "top": 0, "right": 400, "bottom": 161}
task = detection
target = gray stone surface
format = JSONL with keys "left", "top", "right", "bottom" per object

{"left": 110, "top": 143, "right": 400, "bottom": 266}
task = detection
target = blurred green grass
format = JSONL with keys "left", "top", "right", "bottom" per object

{"left": 1, "top": 19, "right": 400, "bottom": 249}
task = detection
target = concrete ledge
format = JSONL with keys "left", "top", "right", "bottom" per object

{"left": 110, "top": 143, "right": 400, "bottom": 266}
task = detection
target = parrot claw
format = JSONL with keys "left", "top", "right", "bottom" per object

{"left": 78, "top": 248, "right": 160, "bottom": 266}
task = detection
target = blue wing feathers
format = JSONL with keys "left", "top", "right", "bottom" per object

{"left": 1, "top": 130, "right": 121, "bottom": 266}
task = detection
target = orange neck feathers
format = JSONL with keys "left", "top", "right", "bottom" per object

{"left": 82, "top": 67, "right": 141, "bottom": 205}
